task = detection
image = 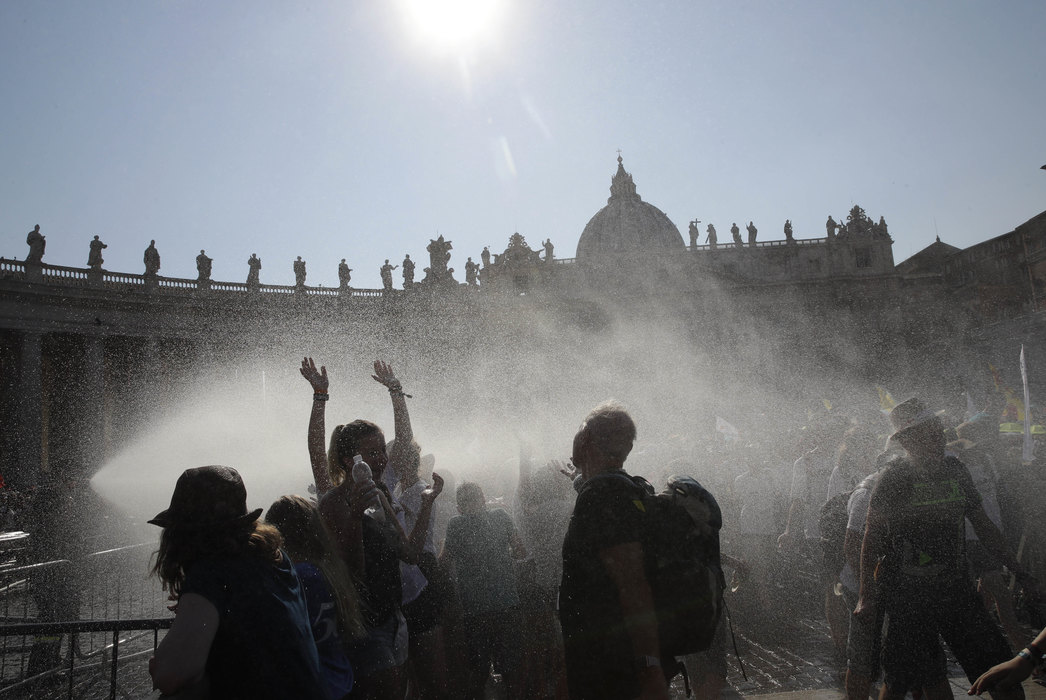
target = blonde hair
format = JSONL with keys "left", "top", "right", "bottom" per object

{"left": 265, "top": 495, "right": 366, "bottom": 640}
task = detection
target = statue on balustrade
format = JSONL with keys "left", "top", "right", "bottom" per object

{"left": 427, "top": 235, "right": 452, "bottom": 276}
{"left": 465, "top": 257, "right": 479, "bottom": 287}
{"left": 731, "top": 223, "right": 743, "bottom": 248}
{"left": 689, "top": 220, "right": 700, "bottom": 248}
{"left": 247, "top": 254, "right": 262, "bottom": 287}
{"left": 380, "top": 259, "right": 398, "bottom": 291}
{"left": 481, "top": 246, "right": 491, "bottom": 268}
{"left": 784, "top": 219, "right": 794, "bottom": 243}
{"left": 825, "top": 215, "right": 838, "bottom": 240}
{"left": 706, "top": 223, "right": 717, "bottom": 249}
{"left": 875, "top": 216, "right": 889, "bottom": 239}
{"left": 746, "top": 221, "right": 758, "bottom": 247}
{"left": 543, "top": 238, "right": 554, "bottom": 263}
{"left": 402, "top": 255, "right": 415, "bottom": 290}
{"left": 196, "top": 250, "right": 212, "bottom": 281}
{"left": 26, "top": 225, "right": 45, "bottom": 264}
{"left": 294, "top": 256, "right": 307, "bottom": 287}
{"left": 144, "top": 240, "right": 161, "bottom": 276}
{"left": 88, "top": 235, "right": 107, "bottom": 270}
{"left": 338, "top": 259, "right": 352, "bottom": 289}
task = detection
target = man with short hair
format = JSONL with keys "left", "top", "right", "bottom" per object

{"left": 442, "top": 481, "right": 527, "bottom": 700}
{"left": 855, "top": 398, "right": 1035, "bottom": 700}
{"left": 559, "top": 401, "right": 669, "bottom": 700}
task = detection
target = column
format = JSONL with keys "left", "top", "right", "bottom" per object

{"left": 82, "top": 336, "right": 106, "bottom": 476}
{"left": 17, "top": 331, "right": 43, "bottom": 487}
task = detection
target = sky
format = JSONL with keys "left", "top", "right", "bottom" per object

{"left": 2, "top": 0, "right": 1045, "bottom": 288}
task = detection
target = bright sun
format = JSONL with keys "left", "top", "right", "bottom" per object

{"left": 400, "top": 0, "right": 506, "bottom": 52}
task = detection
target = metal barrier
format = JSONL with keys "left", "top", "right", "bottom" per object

{"left": 0, "top": 618, "right": 171, "bottom": 700}
{"left": 0, "top": 543, "right": 171, "bottom": 697}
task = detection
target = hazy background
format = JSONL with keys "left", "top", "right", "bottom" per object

{"left": 3, "top": 0, "right": 1045, "bottom": 288}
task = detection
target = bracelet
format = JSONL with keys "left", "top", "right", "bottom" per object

{"left": 389, "top": 387, "right": 412, "bottom": 398}
{"left": 1018, "top": 649, "right": 1034, "bottom": 664}
{"left": 313, "top": 388, "right": 328, "bottom": 394}
{"left": 313, "top": 393, "right": 329, "bottom": 401}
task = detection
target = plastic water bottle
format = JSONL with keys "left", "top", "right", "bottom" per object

{"left": 351, "top": 454, "right": 384, "bottom": 521}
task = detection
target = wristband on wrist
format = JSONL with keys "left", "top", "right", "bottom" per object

{"left": 313, "top": 388, "right": 328, "bottom": 394}
{"left": 313, "top": 393, "right": 329, "bottom": 401}
{"left": 1018, "top": 649, "right": 1034, "bottom": 664}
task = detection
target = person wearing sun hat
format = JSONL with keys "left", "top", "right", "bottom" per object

{"left": 148, "top": 466, "right": 327, "bottom": 699}
{"left": 854, "top": 399, "right": 1036, "bottom": 700}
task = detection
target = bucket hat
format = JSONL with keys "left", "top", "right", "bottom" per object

{"left": 148, "top": 465, "right": 263, "bottom": 529}
{"left": 888, "top": 398, "right": 943, "bottom": 442}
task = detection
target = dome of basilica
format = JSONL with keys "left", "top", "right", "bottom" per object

{"left": 576, "top": 156, "right": 685, "bottom": 259}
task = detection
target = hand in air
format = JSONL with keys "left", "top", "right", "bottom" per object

{"left": 555, "top": 459, "right": 577, "bottom": 481}
{"left": 422, "top": 472, "right": 445, "bottom": 504}
{"left": 371, "top": 360, "right": 400, "bottom": 389}
{"left": 300, "top": 357, "right": 328, "bottom": 393}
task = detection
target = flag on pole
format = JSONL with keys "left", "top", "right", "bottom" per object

{"left": 715, "top": 416, "right": 740, "bottom": 442}
{"left": 1020, "top": 345, "right": 1035, "bottom": 463}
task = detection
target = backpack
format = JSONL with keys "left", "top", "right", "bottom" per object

{"left": 584, "top": 472, "right": 726, "bottom": 658}
{"left": 818, "top": 491, "right": 852, "bottom": 577}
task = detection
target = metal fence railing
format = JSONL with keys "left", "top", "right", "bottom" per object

{"left": 0, "top": 618, "right": 171, "bottom": 700}
{"left": 0, "top": 542, "right": 171, "bottom": 698}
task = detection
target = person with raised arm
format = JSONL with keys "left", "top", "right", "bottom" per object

{"left": 298, "top": 357, "right": 443, "bottom": 700}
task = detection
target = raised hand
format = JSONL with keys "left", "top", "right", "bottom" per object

{"left": 422, "top": 472, "right": 445, "bottom": 505}
{"left": 300, "top": 357, "right": 328, "bottom": 393}
{"left": 371, "top": 359, "right": 400, "bottom": 390}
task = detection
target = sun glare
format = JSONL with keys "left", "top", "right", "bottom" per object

{"left": 401, "top": 0, "right": 505, "bottom": 52}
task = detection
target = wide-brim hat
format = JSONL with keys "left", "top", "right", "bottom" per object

{"left": 888, "top": 398, "right": 944, "bottom": 442}
{"left": 148, "top": 465, "right": 263, "bottom": 530}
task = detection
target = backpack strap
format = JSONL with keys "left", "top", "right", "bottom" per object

{"left": 578, "top": 470, "right": 648, "bottom": 496}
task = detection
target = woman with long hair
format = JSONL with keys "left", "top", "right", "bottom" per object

{"left": 266, "top": 494, "right": 366, "bottom": 700}
{"left": 299, "top": 357, "right": 443, "bottom": 700}
{"left": 148, "top": 466, "right": 326, "bottom": 699}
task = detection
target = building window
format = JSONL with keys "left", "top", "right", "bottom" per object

{"left": 855, "top": 247, "right": 872, "bottom": 268}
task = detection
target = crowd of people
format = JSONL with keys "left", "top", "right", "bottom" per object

{"left": 144, "top": 357, "right": 1046, "bottom": 699}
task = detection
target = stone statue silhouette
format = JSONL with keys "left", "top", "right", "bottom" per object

{"left": 481, "top": 246, "right": 491, "bottom": 268}
{"left": 784, "top": 220, "right": 795, "bottom": 243}
{"left": 427, "top": 235, "right": 452, "bottom": 277}
{"left": 689, "top": 220, "right": 700, "bottom": 248}
{"left": 338, "top": 259, "right": 352, "bottom": 288}
{"left": 403, "top": 255, "right": 415, "bottom": 289}
{"left": 706, "top": 224, "right": 718, "bottom": 249}
{"left": 380, "top": 259, "right": 398, "bottom": 291}
{"left": 88, "top": 235, "right": 107, "bottom": 270}
{"left": 825, "top": 215, "right": 839, "bottom": 239}
{"left": 293, "top": 256, "right": 307, "bottom": 287}
{"left": 26, "top": 225, "right": 46, "bottom": 264}
{"left": 543, "top": 238, "right": 554, "bottom": 262}
{"left": 746, "top": 221, "right": 758, "bottom": 247}
{"left": 144, "top": 240, "right": 161, "bottom": 275}
{"left": 247, "top": 254, "right": 262, "bottom": 287}
{"left": 731, "top": 223, "right": 743, "bottom": 248}
{"left": 196, "top": 250, "right": 212, "bottom": 281}
{"left": 465, "top": 257, "right": 479, "bottom": 286}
